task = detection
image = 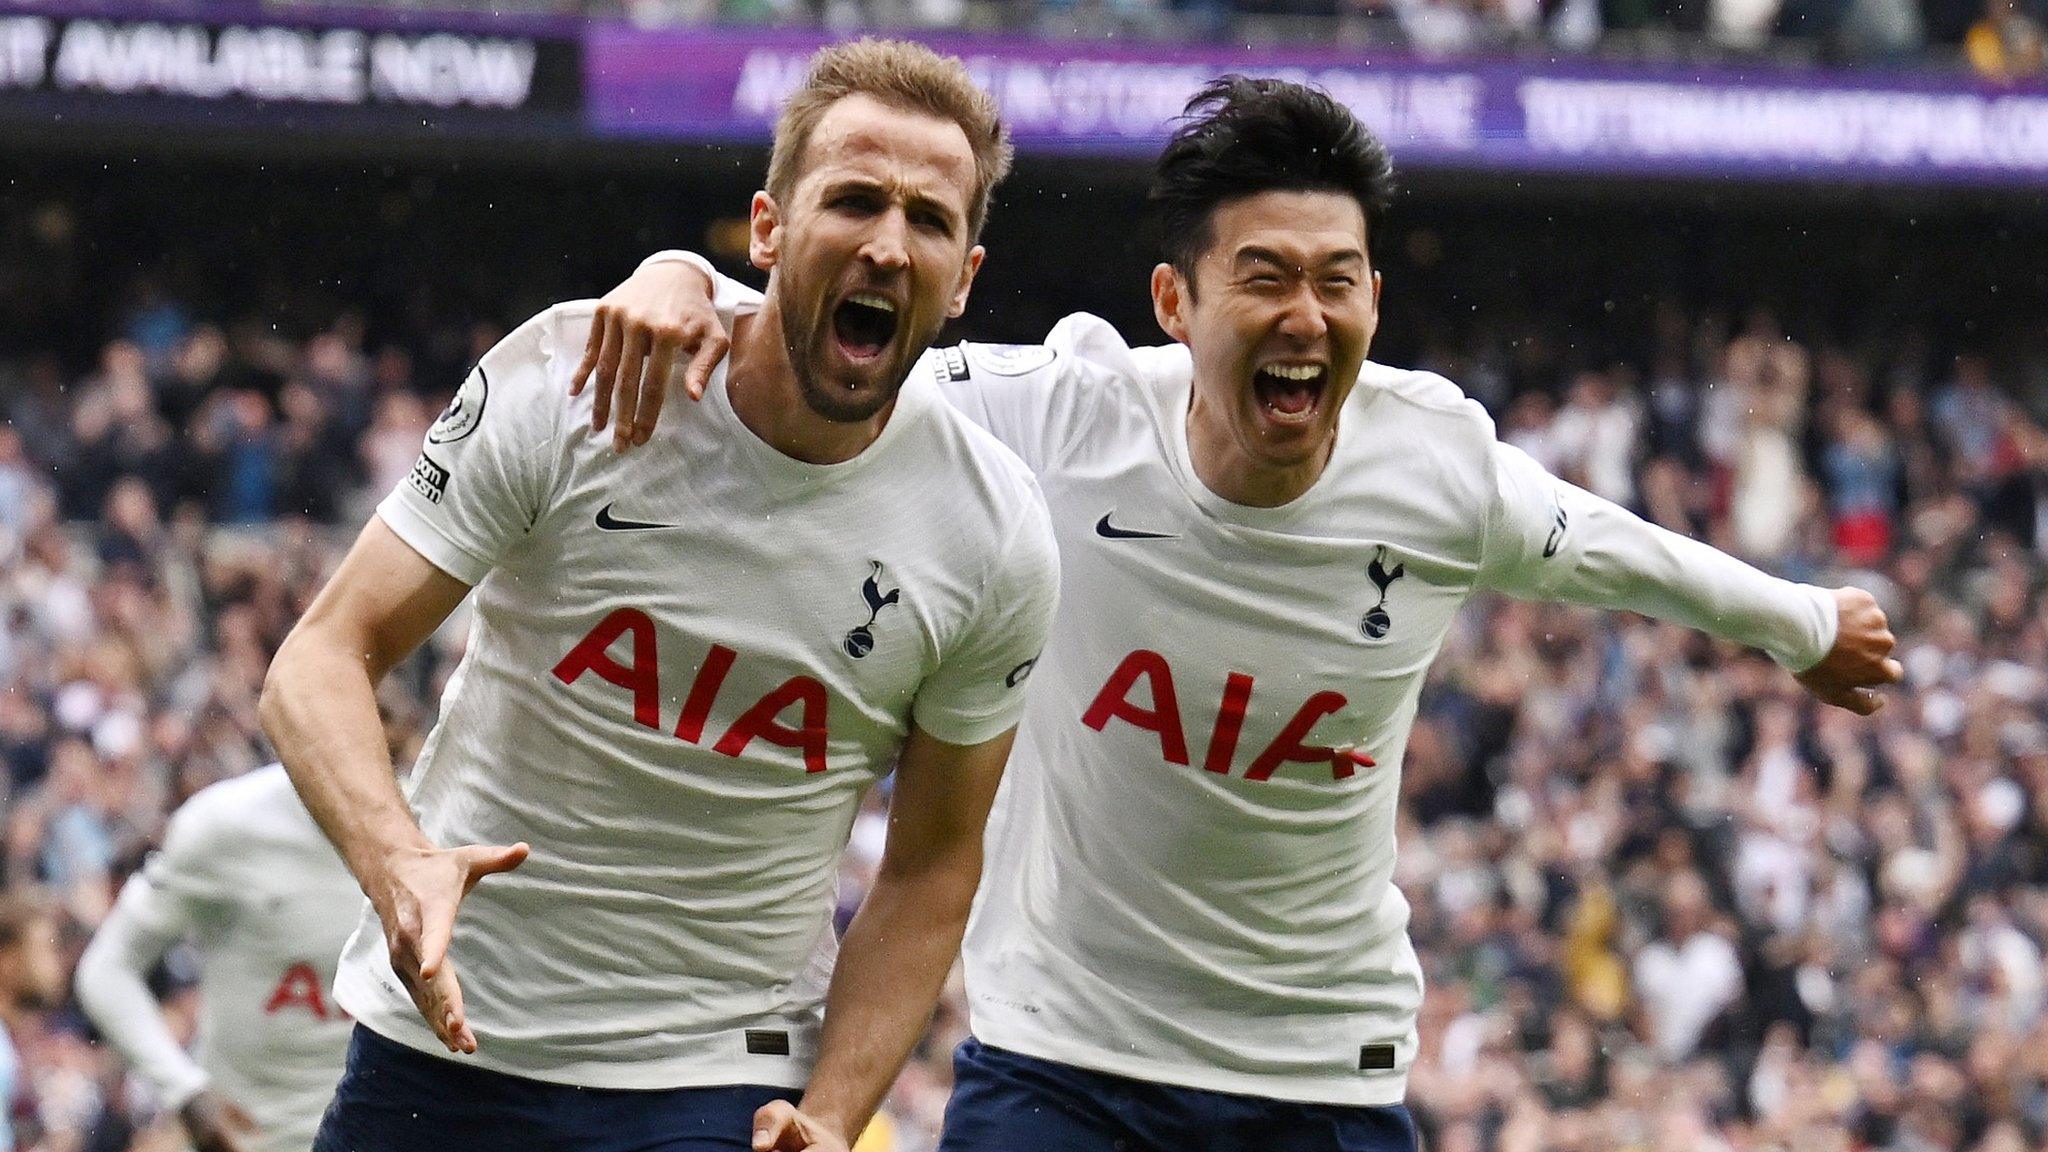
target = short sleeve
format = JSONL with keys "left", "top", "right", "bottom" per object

{"left": 927, "top": 313, "right": 1147, "bottom": 473}
{"left": 910, "top": 492, "right": 1061, "bottom": 747}
{"left": 376, "top": 310, "right": 570, "bottom": 585}
{"left": 132, "top": 791, "right": 234, "bottom": 933}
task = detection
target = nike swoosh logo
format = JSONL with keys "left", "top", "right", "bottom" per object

{"left": 1542, "top": 505, "right": 1568, "bottom": 558}
{"left": 1095, "top": 513, "right": 1179, "bottom": 541}
{"left": 595, "top": 502, "right": 679, "bottom": 532}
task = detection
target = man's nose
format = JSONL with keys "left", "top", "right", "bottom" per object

{"left": 860, "top": 209, "right": 911, "bottom": 271}
{"left": 1275, "top": 284, "right": 1329, "bottom": 343}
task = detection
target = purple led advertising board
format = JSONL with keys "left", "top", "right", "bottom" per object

{"left": 588, "top": 26, "right": 2048, "bottom": 186}
{"left": 1, "top": 1, "right": 2043, "bottom": 186}
{"left": 0, "top": 1, "right": 581, "bottom": 136}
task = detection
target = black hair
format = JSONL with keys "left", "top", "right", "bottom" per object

{"left": 1150, "top": 76, "right": 1396, "bottom": 279}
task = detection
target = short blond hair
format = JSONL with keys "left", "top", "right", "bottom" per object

{"left": 766, "top": 39, "right": 1012, "bottom": 241}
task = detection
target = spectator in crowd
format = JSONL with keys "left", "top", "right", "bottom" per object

{"left": 1632, "top": 870, "right": 1744, "bottom": 1064}
{"left": 1724, "top": 316, "right": 1812, "bottom": 563}
{"left": 1967, "top": 0, "right": 2048, "bottom": 77}
{"left": 1548, "top": 368, "right": 1643, "bottom": 509}
{"left": 1822, "top": 402, "right": 1900, "bottom": 567}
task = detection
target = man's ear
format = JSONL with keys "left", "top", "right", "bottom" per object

{"left": 1151, "top": 263, "right": 1193, "bottom": 345}
{"left": 749, "top": 190, "right": 781, "bottom": 272}
{"left": 946, "top": 245, "right": 986, "bottom": 319}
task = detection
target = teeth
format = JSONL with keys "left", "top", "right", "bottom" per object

{"left": 848, "top": 292, "right": 896, "bottom": 313}
{"left": 1262, "top": 364, "right": 1324, "bottom": 381}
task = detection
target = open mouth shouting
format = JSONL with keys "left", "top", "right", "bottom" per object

{"left": 831, "top": 290, "right": 901, "bottom": 364}
{"left": 1251, "top": 362, "right": 1329, "bottom": 426}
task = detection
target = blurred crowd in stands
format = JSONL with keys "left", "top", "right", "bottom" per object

{"left": 2, "top": 237, "right": 2048, "bottom": 1152}
{"left": 242, "top": 0, "right": 2048, "bottom": 79}
{"left": 630, "top": 0, "right": 2048, "bottom": 78}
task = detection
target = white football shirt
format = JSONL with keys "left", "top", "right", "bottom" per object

{"left": 666, "top": 256, "right": 1836, "bottom": 1105}
{"left": 77, "top": 765, "right": 361, "bottom": 1152}
{"left": 333, "top": 302, "right": 1059, "bottom": 1090}
{"left": 945, "top": 318, "right": 1834, "bottom": 1105}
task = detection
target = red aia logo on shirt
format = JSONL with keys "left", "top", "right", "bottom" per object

{"left": 1082, "top": 650, "right": 1375, "bottom": 782}
{"left": 264, "top": 963, "right": 349, "bottom": 1021}
{"left": 551, "top": 609, "right": 831, "bottom": 773}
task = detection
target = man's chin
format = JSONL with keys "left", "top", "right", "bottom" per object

{"left": 798, "top": 371, "right": 900, "bottom": 424}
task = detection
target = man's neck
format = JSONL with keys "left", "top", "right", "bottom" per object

{"left": 725, "top": 304, "right": 894, "bottom": 466}
{"left": 1185, "top": 393, "right": 1333, "bottom": 509}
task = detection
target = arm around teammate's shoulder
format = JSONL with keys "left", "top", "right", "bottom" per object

{"left": 573, "top": 251, "right": 757, "bottom": 449}
{"left": 1476, "top": 440, "right": 1901, "bottom": 713}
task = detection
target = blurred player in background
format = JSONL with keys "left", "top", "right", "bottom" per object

{"left": 75, "top": 764, "right": 359, "bottom": 1152}
{"left": 585, "top": 76, "right": 1903, "bottom": 1152}
{"left": 259, "top": 38, "right": 1057, "bottom": 1152}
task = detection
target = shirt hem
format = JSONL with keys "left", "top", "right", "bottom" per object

{"left": 968, "top": 1019, "right": 1410, "bottom": 1107}
{"left": 337, "top": 984, "right": 811, "bottom": 1092}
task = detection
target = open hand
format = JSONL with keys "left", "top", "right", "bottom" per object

{"left": 1794, "top": 586, "right": 1903, "bottom": 715}
{"left": 571, "top": 259, "right": 730, "bottom": 452}
{"left": 373, "top": 841, "right": 529, "bottom": 1054}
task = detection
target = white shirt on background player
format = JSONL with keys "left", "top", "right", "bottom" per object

{"left": 654, "top": 253, "right": 1837, "bottom": 1107}
{"left": 332, "top": 296, "right": 1058, "bottom": 1091}
{"left": 75, "top": 765, "right": 361, "bottom": 1152}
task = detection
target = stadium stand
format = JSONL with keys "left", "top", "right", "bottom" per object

{"left": 1, "top": 149, "right": 2045, "bottom": 1150}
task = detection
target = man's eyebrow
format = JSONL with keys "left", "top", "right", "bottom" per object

{"left": 904, "top": 189, "right": 963, "bottom": 226}
{"left": 817, "top": 176, "right": 883, "bottom": 199}
{"left": 1232, "top": 245, "right": 1367, "bottom": 270}
{"left": 816, "top": 176, "right": 963, "bottom": 227}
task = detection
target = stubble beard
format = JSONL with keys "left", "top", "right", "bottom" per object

{"left": 776, "top": 275, "right": 937, "bottom": 425}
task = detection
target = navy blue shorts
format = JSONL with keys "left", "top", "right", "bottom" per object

{"left": 314, "top": 1025, "right": 798, "bottom": 1152}
{"left": 938, "top": 1037, "right": 1417, "bottom": 1152}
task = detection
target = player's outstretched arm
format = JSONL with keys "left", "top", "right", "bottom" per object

{"left": 756, "top": 723, "right": 1016, "bottom": 1152}
{"left": 1481, "top": 441, "right": 1902, "bottom": 712}
{"left": 571, "top": 252, "right": 741, "bottom": 451}
{"left": 259, "top": 518, "right": 528, "bottom": 1055}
